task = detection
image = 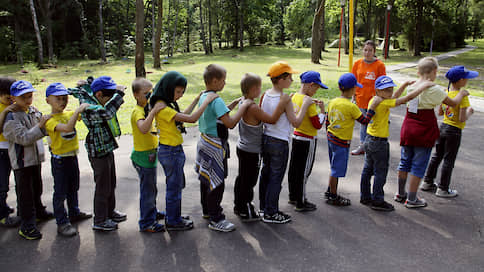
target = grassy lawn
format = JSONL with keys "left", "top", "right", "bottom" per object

{"left": 0, "top": 41, "right": 481, "bottom": 139}
{"left": 391, "top": 39, "right": 484, "bottom": 97}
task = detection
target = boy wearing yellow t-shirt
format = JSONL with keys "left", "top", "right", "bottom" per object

{"left": 130, "top": 78, "right": 166, "bottom": 233}
{"left": 45, "top": 83, "right": 92, "bottom": 237}
{"left": 360, "top": 76, "right": 432, "bottom": 212}
{"left": 422, "top": 66, "right": 478, "bottom": 198}
{"left": 287, "top": 71, "right": 326, "bottom": 212}
{"left": 324, "top": 73, "right": 381, "bottom": 206}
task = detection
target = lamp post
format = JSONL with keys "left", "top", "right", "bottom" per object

{"left": 338, "top": 0, "right": 345, "bottom": 67}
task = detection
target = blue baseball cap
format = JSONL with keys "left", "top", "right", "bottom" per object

{"left": 10, "top": 80, "right": 36, "bottom": 97}
{"left": 375, "top": 75, "right": 397, "bottom": 90}
{"left": 300, "top": 71, "right": 328, "bottom": 89}
{"left": 46, "top": 83, "right": 69, "bottom": 96}
{"left": 90, "top": 76, "right": 117, "bottom": 93}
{"left": 445, "top": 66, "right": 479, "bottom": 83}
{"left": 338, "top": 73, "right": 363, "bottom": 90}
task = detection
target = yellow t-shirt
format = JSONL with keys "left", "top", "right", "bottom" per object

{"left": 131, "top": 105, "right": 159, "bottom": 152}
{"left": 0, "top": 103, "right": 8, "bottom": 143}
{"left": 442, "top": 90, "right": 470, "bottom": 130}
{"left": 292, "top": 93, "right": 319, "bottom": 137}
{"left": 155, "top": 107, "right": 183, "bottom": 146}
{"left": 45, "top": 111, "right": 79, "bottom": 155}
{"left": 411, "top": 85, "right": 447, "bottom": 109}
{"left": 367, "top": 98, "right": 396, "bottom": 138}
{"left": 327, "top": 97, "right": 362, "bottom": 140}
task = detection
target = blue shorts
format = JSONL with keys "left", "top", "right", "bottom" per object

{"left": 327, "top": 141, "right": 349, "bottom": 178}
{"left": 397, "top": 146, "right": 432, "bottom": 178}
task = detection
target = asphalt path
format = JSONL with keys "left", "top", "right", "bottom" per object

{"left": 0, "top": 104, "right": 483, "bottom": 272}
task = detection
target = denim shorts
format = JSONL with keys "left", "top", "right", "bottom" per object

{"left": 397, "top": 146, "right": 432, "bottom": 178}
{"left": 327, "top": 140, "right": 349, "bottom": 178}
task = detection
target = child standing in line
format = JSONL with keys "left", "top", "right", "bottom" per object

{"left": 421, "top": 66, "right": 478, "bottom": 198}
{"left": 69, "top": 76, "right": 126, "bottom": 231}
{"left": 3, "top": 80, "right": 54, "bottom": 240}
{"left": 360, "top": 76, "right": 433, "bottom": 212}
{"left": 287, "top": 71, "right": 327, "bottom": 212}
{"left": 195, "top": 64, "right": 251, "bottom": 232}
{"left": 259, "top": 61, "right": 313, "bottom": 224}
{"left": 44, "top": 83, "right": 93, "bottom": 237}
{"left": 324, "top": 73, "right": 381, "bottom": 206}
{"left": 130, "top": 77, "right": 166, "bottom": 233}
{"left": 395, "top": 57, "right": 469, "bottom": 208}
{"left": 0, "top": 77, "right": 20, "bottom": 227}
{"left": 233, "top": 73, "right": 293, "bottom": 222}
{"left": 151, "top": 71, "right": 219, "bottom": 231}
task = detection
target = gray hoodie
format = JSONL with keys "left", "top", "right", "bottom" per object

{"left": 3, "top": 107, "right": 47, "bottom": 170}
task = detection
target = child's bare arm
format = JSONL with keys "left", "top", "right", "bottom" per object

{"left": 183, "top": 91, "right": 203, "bottom": 114}
{"left": 137, "top": 101, "right": 166, "bottom": 134}
{"left": 219, "top": 99, "right": 251, "bottom": 128}
{"left": 392, "top": 80, "right": 415, "bottom": 99}
{"left": 286, "top": 96, "right": 313, "bottom": 127}
{"left": 459, "top": 106, "right": 474, "bottom": 122}
{"left": 443, "top": 89, "right": 470, "bottom": 107}
{"left": 3, "top": 113, "right": 50, "bottom": 146}
{"left": 438, "top": 105, "right": 444, "bottom": 116}
{"left": 175, "top": 92, "right": 219, "bottom": 123}
{"left": 55, "top": 104, "right": 90, "bottom": 133}
{"left": 227, "top": 97, "right": 243, "bottom": 111}
{"left": 253, "top": 93, "right": 291, "bottom": 124}
{"left": 395, "top": 81, "right": 435, "bottom": 106}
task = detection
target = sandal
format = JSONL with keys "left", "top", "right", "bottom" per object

{"left": 326, "top": 195, "right": 351, "bottom": 206}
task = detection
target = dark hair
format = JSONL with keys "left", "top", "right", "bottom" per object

{"left": 98, "top": 89, "right": 116, "bottom": 98}
{"left": 203, "top": 64, "right": 226, "bottom": 85}
{"left": 241, "top": 73, "right": 262, "bottom": 96}
{"left": 270, "top": 72, "right": 290, "bottom": 84}
{"left": 0, "top": 77, "right": 16, "bottom": 95}
{"left": 363, "top": 40, "right": 377, "bottom": 51}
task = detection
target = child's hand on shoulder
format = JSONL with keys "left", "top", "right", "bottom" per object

{"left": 239, "top": 98, "right": 253, "bottom": 111}
{"left": 280, "top": 93, "right": 291, "bottom": 105}
{"left": 420, "top": 80, "right": 435, "bottom": 90}
{"left": 5, "top": 104, "right": 22, "bottom": 113}
{"left": 205, "top": 92, "right": 219, "bottom": 103}
{"left": 76, "top": 79, "right": 88, "bottom": 87}
{"left": 77, "top": 103, "right": 90, "bottom": 113}
{"left": 403, "top": 80, "right": 416, "bottom": 87}
{"left": 459, "top": 89, "right": 470, "bottom": 97}
{"left": 38, "top": 114, "right": 52, "bottom": 129}
{"left": 152, "top": 101, "right": 166, "bottom": 114}
{"left": 467, "top": 107, "right": 474, "bottom": 115}
{"left": 370, "top": 95, "right": 384, "bottom": 110}
{"left": 314, "top": 99, "right": 325, "bottom": 112}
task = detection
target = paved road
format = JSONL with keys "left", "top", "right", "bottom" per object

{"left": 0, "top": 104, "right": 483, "bottom": 272}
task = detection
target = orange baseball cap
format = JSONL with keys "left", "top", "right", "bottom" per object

{"left": 267, "top": 61, "right": 299, "bottom": 78}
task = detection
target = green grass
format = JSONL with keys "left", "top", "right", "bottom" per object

{"left": 0, "top": 41, "right": 481, "bottom": 139}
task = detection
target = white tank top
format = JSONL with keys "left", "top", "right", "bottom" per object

{"left": 261, "top": 90, "right": 291, "bottom": 142}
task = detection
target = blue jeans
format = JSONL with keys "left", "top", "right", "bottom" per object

{"left": 158, "top": 144, "right": 185, "bottom": 225}
{"left": 51, "top": 155, "right": 81, "bottom": 225}
{"left": 398, "top": 146, "right": 432, "bottom": 178}
{"left": 259, "top": 135, "right": 289, "bottom": 216}
{"left": 359, "top": 108, "right": 368, "bottom": 144}
{"left": 327, "top": 140, "right": 349, "bottom": 178}
{"left": 360, "top": 136, "right": 389, "bottom": 202}
{"left": 132, "top": 161, "right": 158, "bottom": 230}
{"left": 0, "top": 149, "right": 12, "bottom": 219}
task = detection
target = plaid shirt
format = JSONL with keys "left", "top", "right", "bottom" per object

{"left": 68, "top": 85, "right": 124, "bottom": 158}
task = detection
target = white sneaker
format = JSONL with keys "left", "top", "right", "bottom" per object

{"left": 435, "top": 188, "right": 458, "bottom": 198}
{"left": 208, "top": 219, "right": 236, "bottom": 232}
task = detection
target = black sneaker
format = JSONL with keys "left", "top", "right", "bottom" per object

{"left": 156, "top": 211, "right": 165, "bottom": 220}
{"left": 370, "top": 201, "right": 395, "bottom": 212}
{"left": 326, "top": 195, "right": 351, "bottom": 206}
{"left": 295, "top": 201, "right": 317, "bottom": 212}
{"left": 234, "top": 205, "right": 260, "bottom": 222}
{"left": 92, "top": 219, "right": 118, "bottom": 231}
{"left": 360, "top": 198, "right": 373, "bottom": 206}
{"left": 140, "top": 222, "right": 165, "bottom": 233}
{"left": 109, "top": 210, "right": 127, "bottom": 223}
{"left": 262, "top": 211, "right": 291, "bottom": 224}
{"left": 8, "top": 205, "right": 14, "bottom": 214}
{"left": 166, "top": 218, "right": 194, "bottom": 231}
{"left": 287, "top": 200, "right": 297, "bottom": 205}
{"left": 19, "top": 227, "right": 42, "bottom": 240}
{"left": 69, "top": 211, "right": 92, "bottom": 223}
{"left": 36, "top": 210, "right": 55, "bottom": 222}
{"left": 0, "top": 215, "right": 21, "bottom": 228}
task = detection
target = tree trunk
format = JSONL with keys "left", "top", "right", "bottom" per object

{"left": 320, "top": 0, "right": 327, "bottom": 53}
{"left": 14, "top": 15, "right": 23, "bottom": 65}
{"left": 152, "top": 0, "right": 156, "bottom": 59}
{"left": 117, "top": 0, "right": 124, "bottom": 57}
{"left": 186, "top": 0, "right": 190, "bottom": 53}
{"left": 239, "top": 0, "right": 244, "bottom": 51}
{"left": 311, "top": 0, "right": 325, "bottom": 63}
{"left": 29, "top": 0, "right": 44, "bottom": 65}
{"left": 383, "top": 0, "right": 395, "bottom": 58}
{"left": 170, "top": 0, "right": 180, "bottom": 57}
{"left": 135, "top": 0, "right": 146, "bottom": 77}
{"left": 278, "top": 0, "right": 285, "bottom": 45}
{"left": 153, "top": 0, "right": 163, "bottom": 68}
{"left": 99, "top": 0, "right": 106, "bottom": 63}
{"left": 413, "top": 0, "right": 423, "bottom": 56}
{"left": 208, "top": 0, "right": 213, "bottom": 53}
{"left": 199, "top": 0, "right": 209, "bottom": 54}
{"left": 39, "top": 0, "right": 54, "bottom": 62}
{"left": 366, "top": 0, "right": 372, "bottom": 40}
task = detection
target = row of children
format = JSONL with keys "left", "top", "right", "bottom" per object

{"left": 0, "top": 57, "right": 476, "bottom": 240}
